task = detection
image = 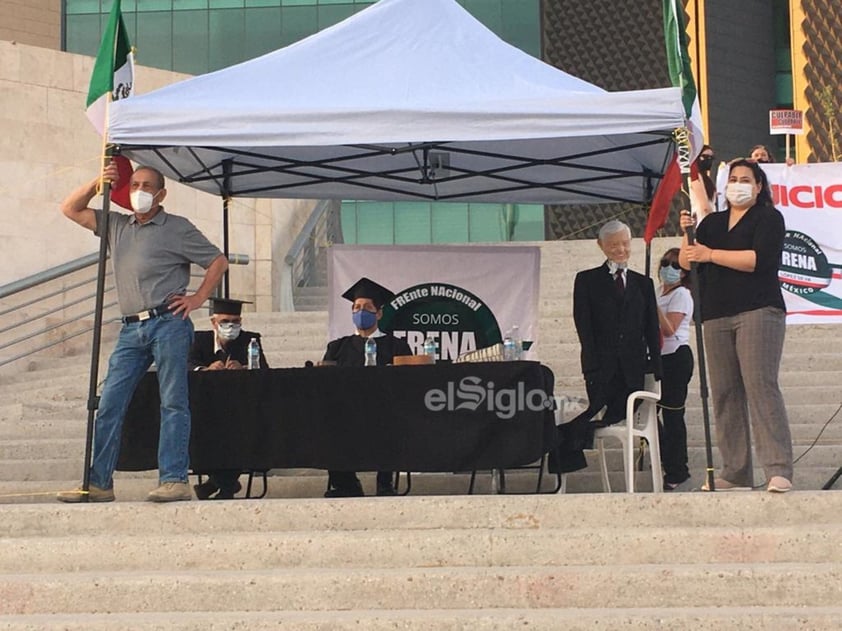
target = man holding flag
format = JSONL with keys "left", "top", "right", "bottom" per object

{"left": 57, "top": 0, "right": 229, "bottom": 503}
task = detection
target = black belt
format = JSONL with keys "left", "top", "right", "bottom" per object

{"left": 122, "top": 304, "right": 170, "bottom": 324}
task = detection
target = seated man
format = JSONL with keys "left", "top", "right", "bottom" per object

{"left": 188, "top": 297, "right": 268, "bottom": 499}
{"left": 322, "top": 277, "right": 412, "bottom": 497}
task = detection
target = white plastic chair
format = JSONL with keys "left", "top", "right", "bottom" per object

{"left": 594, "top": 374, "right": 662, "bottom": 493}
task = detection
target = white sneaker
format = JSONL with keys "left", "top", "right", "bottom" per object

{"left": 767, "top": 476, "right": 792, "bottom": 493}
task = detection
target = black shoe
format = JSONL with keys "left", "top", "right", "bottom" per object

{"left": 193, "top": 480, "right": 218, "bottom": 500}
{"left": 324, "top": 485, "right": 365, "bottom": 498}
{"left": 376, "top": 483, "right": 398, "bottom": 496}
{"left": 212, "top": 480, "right": 242, "bottom": 500}
{"left": 664, "top": 472, "right": 691, "bottom": 491}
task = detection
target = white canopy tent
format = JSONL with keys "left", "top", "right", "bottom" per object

{"left": 108, "top": 0, "right": 694, "bottom": 205}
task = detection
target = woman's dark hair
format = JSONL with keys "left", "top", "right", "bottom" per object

{"left": 695, "top": 144, "right": 716, "bottom": 201}
{"left": 750, "top": 144, "right": 775, "bottom": 163}
{"left": 727, "top": 158, "right": 774, "bottom": 208}
{"left": 661, "top": 246, "right": 691, "bottom": 289}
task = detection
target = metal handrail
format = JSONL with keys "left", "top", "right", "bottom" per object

{"left": 281, "top": 199, "right": 340, "bottom": 311}
{"left": 0, "top": 253, "right": 101, "bottom": 300}
{"left": 0, "top": 252, "right": 252, "bottom": 369}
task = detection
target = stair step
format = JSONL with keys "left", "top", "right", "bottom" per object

{"left": 2, "top": 563, "right": 840, "bottom": 614}
{"left": 3, "top": 523, "right": 842, "bottom": 573}
{"left": 2, "top": 607, "right": 842, "bottom": 631}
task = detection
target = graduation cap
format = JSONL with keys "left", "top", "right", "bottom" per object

{"left": 209, "top": 297, "right": 252, "bottom": 316}
{"left": 341, "top": 277, "right": 395, "bottom": 309}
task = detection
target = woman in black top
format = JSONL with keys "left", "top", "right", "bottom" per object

{"left": 679, "top": 159, "right": 793, "bottom": 493}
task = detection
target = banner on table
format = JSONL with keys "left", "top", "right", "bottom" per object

{"left": 327, "top": 245, "right": 540, "bottom": 360}
{"left": 716, "top": 162, "right": 842, "bottom": 323}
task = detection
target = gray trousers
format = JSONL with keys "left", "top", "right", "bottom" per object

{"left": 702, "top": 306, "right": 793, "bottom": 486}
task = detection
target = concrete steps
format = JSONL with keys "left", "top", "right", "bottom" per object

{"left": 2, "top": 608, "right": 842, "bottom": 631}
{"left": 1, "top": 494, "right": 841, "bottom": 628}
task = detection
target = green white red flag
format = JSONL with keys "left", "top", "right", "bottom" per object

{"left": 85, "top": 0, "right": 134, "bottom": 136}
{"left": 644, "top": 0, "right": 704, "bottom": 243}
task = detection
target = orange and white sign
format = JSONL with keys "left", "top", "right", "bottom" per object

{"left": 769, "top": 109, "right": 804, "bottom": 135}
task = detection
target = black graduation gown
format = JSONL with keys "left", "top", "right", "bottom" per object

{"left": 188, "top": 330, "right": 269, "bottom": 370}
{"left": 323, "top": 333, "right": 412, "bottom": 367}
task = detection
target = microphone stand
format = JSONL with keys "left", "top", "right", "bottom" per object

{"left": 675, "top": 128, "right": 716, "bottom": 493}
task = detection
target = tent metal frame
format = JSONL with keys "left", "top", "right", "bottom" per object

{"left": 119, "top": 133, "right": 672, "bottom": 204}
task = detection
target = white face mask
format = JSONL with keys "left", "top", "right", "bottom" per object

{"left": 217, "top": 323, "right": 241, "bottom": 341}
{"left": 725, "top": 182, "right": 755, "bottom": 207}
{"left": 130, "top": 190, "right": 156, "bottom": 214}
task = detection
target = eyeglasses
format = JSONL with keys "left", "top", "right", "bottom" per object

{"left": 660, "top": 260, "right": 681, "bottom": 270}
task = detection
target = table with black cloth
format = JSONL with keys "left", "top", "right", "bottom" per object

{"left": 117, "top": 361, "right": 557, "bottom": 475}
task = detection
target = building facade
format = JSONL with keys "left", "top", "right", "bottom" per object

{"left": 1, "top": 0, "right": 838, "bottom": 253}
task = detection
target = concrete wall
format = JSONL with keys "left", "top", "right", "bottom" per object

{"left": 0, "top": 0, "right": 60, "bottom": 51}
{"left": 0, "top": 40, "right": 314, "bottom": 314}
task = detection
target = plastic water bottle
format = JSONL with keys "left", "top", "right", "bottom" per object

{"left": 511, "top": 325, "right": 523, "bottom": 360}
{"left": 502, "top": 335, "right": 515, "bottom": 361}
{"left": 423, "top": 335, "right": 437, "bottom": 363}
{"left": 247, "top": 338, "right": 260, "bottom": 370}
{"left": 364, "top": 337, "right": 377, "bottom": 366}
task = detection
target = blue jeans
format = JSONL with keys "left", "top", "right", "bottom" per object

{"left": 90, "top": 312, "right": 194, "bottom": 489}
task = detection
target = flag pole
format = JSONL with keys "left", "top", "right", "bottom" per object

{"left": 674, "top": 127, "right": 715, "bottom": 492}
{"left": 81, "top": 84, "right": 117, "bottom": 501}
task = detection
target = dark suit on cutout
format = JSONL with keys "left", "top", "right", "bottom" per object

{"left": 188, "top": 330, "right": 268, "bottom": 497}
{"left": 553, "top": 263, "right": 662, "bottom": 472}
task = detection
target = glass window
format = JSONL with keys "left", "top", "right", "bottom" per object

{"left": 66, "top": 13, "right": 102, "bottom": 57}
{"left": 280, "top": 5, "right": 318, "bottom": 48}
{"left": 133, "top": 10, "right": 172, "bottom": 71}
{"left": 209, "top": 9, "right": 245, "bottom": 71}
{"left": 394, "top": 203, "right": 432, "bottom": 244}
{"left": 340, "top": 202, "right": 359, "bottom": 244}
{"left": 512, "top": 204, "right": 545, "bottom": 240}
{"left": 136, "top": 0, "right": 173, "bottom": 9}
{"left": 67, "top": 0, "right": 104, "bottom": 14}
{"left": 432, "top": 203, "right": 469, "bottom": 244}
{"left": 354, "top": 202, "right": 394, "bottom": 244}
{"left": 467, "top": 204, "right": 504, "bottom": 242}
{"left": 244, "top": 7, "right": 282, "bottom": 61}
{"left": 173, "top": 10, "right": 210, "bottom": 75}
{"left": 174, "top": 1, "right": 209, "bottom": 9}
{"left": 317, "top": 3, "right": 359, "bottom": 30}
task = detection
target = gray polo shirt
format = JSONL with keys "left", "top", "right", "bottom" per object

{"left": 99, "top": 209, "right": 222, "bottom": 316}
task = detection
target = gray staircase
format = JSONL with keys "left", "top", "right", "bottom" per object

{"left": 0, "top": 494, "right": 841, "bottom": 628}
{"left": 1, "top": 237, "right": 841, "bottom": 628}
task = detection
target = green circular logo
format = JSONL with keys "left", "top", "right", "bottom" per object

{"left": 380, "top": 283, "right": 502, "bottom": 361}
{"left": 779, "top": 231, "right": 832, "bottom": 296}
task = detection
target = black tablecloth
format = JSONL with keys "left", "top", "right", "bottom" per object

{"left": 117, "top": 361, "right": 556, "bottom": 473}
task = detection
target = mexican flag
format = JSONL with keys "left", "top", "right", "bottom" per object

{"left": 85, "top": 0, "right": 134, "bottom": 136}
{"left": 644, "top": 0, "right": 705, "bottom": 243}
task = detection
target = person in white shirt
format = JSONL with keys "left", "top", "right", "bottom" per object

{"left": 656, "top": 247, "right": 694, "bottom": 490}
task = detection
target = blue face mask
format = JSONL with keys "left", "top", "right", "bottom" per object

{"left": 352, "top": 309, "right": 377, "bottom": 331}
{"left": 659, "top": 266, "right": 682, "bottom": 285}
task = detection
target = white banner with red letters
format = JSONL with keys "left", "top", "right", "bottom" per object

{"left": 717, "top": 162, "right": 842, "bottom": 324}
